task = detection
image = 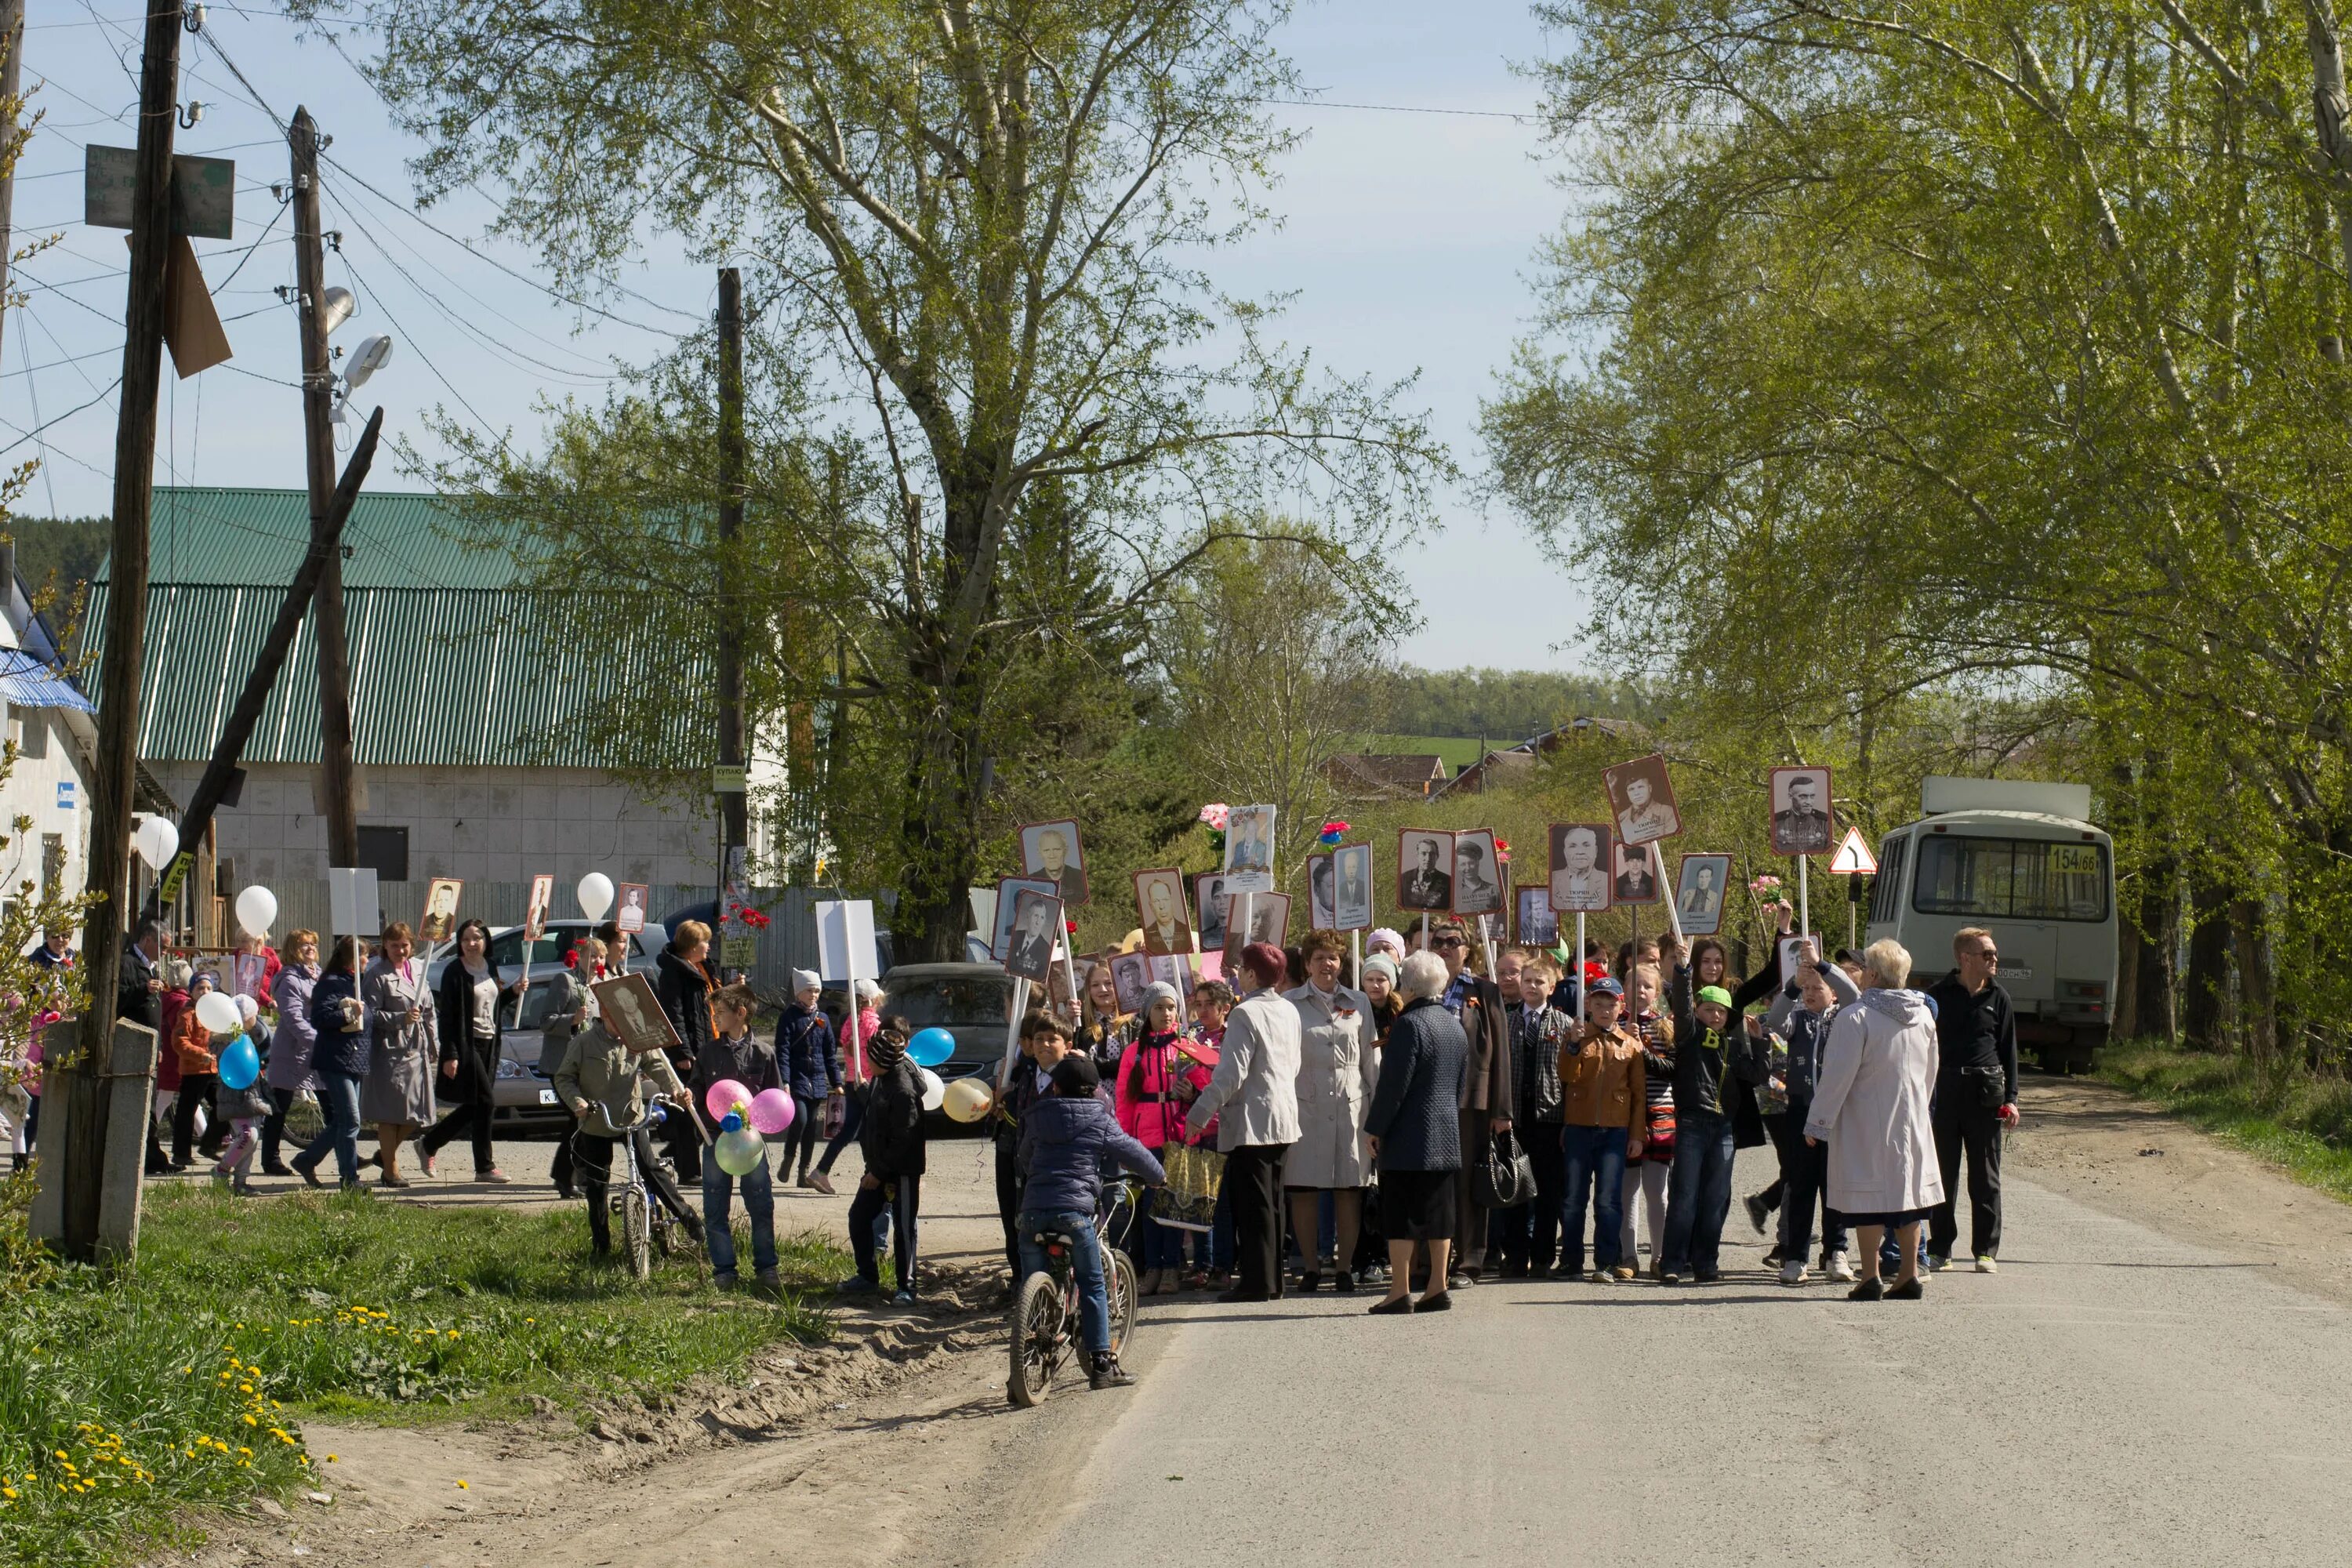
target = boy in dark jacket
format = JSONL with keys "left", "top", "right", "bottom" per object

{"left": 698, "top": 982, "right": 786, "bottom": 1290}
{"left": 1016, "top": 1055, "right": 1165, "bottom": 1391}
{"left": 841, "top": 1025, "right": 927, "bottom": 1303}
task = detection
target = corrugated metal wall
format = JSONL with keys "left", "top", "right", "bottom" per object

{"left": 263, "top": 881, "right": 840, "bottom": 995}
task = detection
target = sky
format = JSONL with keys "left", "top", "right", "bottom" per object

{"left": 7, "top": 0, "right": 1584, "bottom": 670}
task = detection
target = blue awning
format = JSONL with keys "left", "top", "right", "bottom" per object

{"left": 0, "top": 648, "right": 93, "bottom": 712}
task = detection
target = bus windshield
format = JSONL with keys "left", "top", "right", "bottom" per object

{"left": 1912, "top": 835, "right": 2109, "bottom": 922}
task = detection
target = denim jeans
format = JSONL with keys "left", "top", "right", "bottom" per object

{"left": 1661, "top": 1109, "right": 1737, "bottom": 1275}
{"left": 293, "top": 1068, "right": 365, "bottom": 1185}
{"left": 1559, "top": 1123, "right": 1630, "bottom": 1274}
{"left": 702, "top": 1147, "right": 778, "bottom": 1276}
{"left": 1018, "top": 1209, "right": 1112, "bottom": 1355}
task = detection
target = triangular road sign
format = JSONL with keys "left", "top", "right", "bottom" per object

{"left": 1828, "top": 826, "right": 1877, "bottom": 875}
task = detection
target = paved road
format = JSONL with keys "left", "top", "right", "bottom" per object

{"left": 1011, "top": 1145, "right": 2352, "bottom": 1567}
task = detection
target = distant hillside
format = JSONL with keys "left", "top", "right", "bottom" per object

{"left": 1382, "top": 666, "right": 1653, "bottom": 743}
{"left": 9, "top": 515, "right": 110, "bottom": 621}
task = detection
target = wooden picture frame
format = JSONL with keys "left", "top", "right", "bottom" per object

{"left": 1548, "top": 822, "right": 1613, "bottom": 913}
{"left": 1396, "top": 828, "right": 1454, "bottom": 913}
{"left": 1451, "top": 829, "right": 1504, "bottom": 916}
{"left": 1769, "top": 764, "right": 1835, "bottom": 857}
{"left": 1018, "top": 818, "right": 1091, "bottom": 906}
{"left": 1133, "top": 867, "right": 1194, "bottom": 956}
{"left": 1603, "top": 753, "right": 1683, "bottom": 846}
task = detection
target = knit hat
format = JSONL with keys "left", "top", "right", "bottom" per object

{"left": 854, "top": 978, "right": 882, "bottom": 1002}
{"left": 791, "top": 968, "right": 821, "bottom": 993}
{"left": 867, "top": 1028, "right": 907, "bottom": 1070}
{"left": 1142, "top": 981, "right": 1181, "bottom": 1013}
{"left": 1696, "top": 985, "right": 1735, "bottom": 1010}
{"left": 1363, "top": 953, "right": 1399, "bottom": 986}
{"left": 1367, "top": 927, "right": 1405, "bottom": 958}
{"left": 234, "top": 993, "right": 259, "bottom": 1022}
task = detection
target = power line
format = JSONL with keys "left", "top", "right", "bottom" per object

{"left": 0, "top": 376, "right": 125, "bottom": 459}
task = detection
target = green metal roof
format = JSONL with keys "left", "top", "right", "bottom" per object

{"left": 85, "top": 488, "right": 710, "bottom": 769}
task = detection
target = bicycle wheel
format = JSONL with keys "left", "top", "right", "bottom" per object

{"left": 622, "top": 1187, "right": 652, "bottom": 1280}
{"left": 1106, "top": 1249, "right": 1138, "bottom": 1356}
{"left": 1007, "top": 1272, "right": 1065, "bottom": 1408}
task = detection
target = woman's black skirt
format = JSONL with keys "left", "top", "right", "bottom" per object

{"left": 1379, "top": 1167, "right": 1457, "bottom": 1241}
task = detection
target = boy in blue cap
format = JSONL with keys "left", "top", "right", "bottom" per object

{"left": 1555, "top": 976, "right": 1648, "bottom": 1281}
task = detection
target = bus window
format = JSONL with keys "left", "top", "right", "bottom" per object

{"left": 1912, "top": 836, "right": 2109, "bottom": 922}
{"left": 1871, "top": 834, "right": 1908, "bottom": 924}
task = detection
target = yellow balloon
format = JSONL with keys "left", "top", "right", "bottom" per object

{"left": 942, "top": 1076, "right": 994, "bottom": 1123}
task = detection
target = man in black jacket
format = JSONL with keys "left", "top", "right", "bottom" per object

{"left": 121, "top": 920, "right": 169, "bottom": 1174}
{"left": 1925, "top": 926, "right": 2020, "bottom": 1273}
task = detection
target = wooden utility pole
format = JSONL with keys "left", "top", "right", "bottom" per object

{"left": 714, "top": 267, "right": 746, "bottom": 955}
{"left": 143, "top": 410, "right": 387, "bottom": 925}
{"left": 0, "top": 0, "right": 25, "bottom": 367}
{"left": 61, "top": 0, "right": 180, "bottom": 1262}
{"left": 292, "top": 106, "right": 360, "bottom": 868}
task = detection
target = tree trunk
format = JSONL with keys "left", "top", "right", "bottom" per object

{"left": 2125, "top": 854, "right": 2179, "bottom": 1045}
{"left": 2183, "top": 877, "right": 2234, "bottom": 1051}
{"left": 2230, "top": 897, "right": 2277, "bottom": 1062}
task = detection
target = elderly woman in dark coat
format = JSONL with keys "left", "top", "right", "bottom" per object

{"left": 1363, "top": 950, "right": 1470, "bottom": 1315}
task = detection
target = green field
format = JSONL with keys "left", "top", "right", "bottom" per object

{"left": 1360, "top": 734, "right": 1490, "bottom": 771}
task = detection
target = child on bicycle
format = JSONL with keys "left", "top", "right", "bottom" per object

{"left": 1016, "top": 1054, "right": 1164, "bottom": 1390}
{"left": 552, "top": 1001, "right": 706, "bottom": 1259}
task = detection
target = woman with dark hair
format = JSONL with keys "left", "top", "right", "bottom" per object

{"left": 1184, "top": 942, "right": 1301, "bottom": 1304}
{"left": 655, "top": 919, "right": 721, "bottom": 1183}
{"left": 417, "top": 918, "right": 522, "bottom": 1183}
{"left": 292, "top": 936, "right": 371, "bottom": 1189}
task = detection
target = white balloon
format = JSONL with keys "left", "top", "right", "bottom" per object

{"left": 194, "top": 989, "right": 241, "bottom": 1036}
{"left": 576, "top": 873, "right": 614, "bottom": 922}
{"left": 233, "top": 885, "right": 278, "bottom": 937}
{"left": 132, "top": 815, "right": 179, "bottom": 869}
{"left": 918, "top": 1066, "right": 946, "bottom": 1112}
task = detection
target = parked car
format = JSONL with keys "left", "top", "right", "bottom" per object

{"left": 877, "top": 961, "right": 1018, "bottom": 1138}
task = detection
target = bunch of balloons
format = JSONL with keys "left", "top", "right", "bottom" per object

{"left": 907, "top": 1027, "right": 954, "bottom": 1067}
{"left": 706, "top": 1076, "right": 800, "bottom": 1175}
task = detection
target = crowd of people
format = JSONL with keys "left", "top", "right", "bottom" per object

{"left": 0, "top": 890, "right": 2020, "bottom": 1385}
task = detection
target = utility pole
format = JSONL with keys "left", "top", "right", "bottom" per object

{"left": 62, "top": 0, "right": 180, "bottom": 1262}
{"left": 0, "top": 0, "right": 25, "bottom": 367}
{"left": 292, "top": 106, "right": 359, "bottom": 869}
{"left": 713, "top": 267, "right": 747, "bottom": 965}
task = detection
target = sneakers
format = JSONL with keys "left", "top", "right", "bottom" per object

{"left": 1587, "top": 1269, "right": 1616, "bottom": 1285}
{"left": 1975, "top": 1255, "right": 1998, "bottom": 1274}
{"left": 474, "top": 1168, "right": 511, "bottom": 1185}
{"left": 1089, "top": 1352, "right": 1136, "bottom": 1390}
{"left": 891, "top": 1288, "right": 917, "bottom": 1306}
{"left": 1744, "top": 1192, "right": 1773, "bottom": 1233}
{"left": 1658, "top": 1269, "right": 1686, "bottom": 1287}
{"left": 808, "top": 1171, "right": 837, "bottom": 1196}
{"left": 415, "top": 1148, "right": 438, "bottom": 1178}
{"left": 1826, "top": 1251, "right": 1857, "bottom": 1283}
{"left": 836, "top": 1275, "right": 881, "bottom": 1295}
{"left": 1926, "top": 1253, "right": 1953, "bottom": 1272}
{"left": 1139, "top": 1269, "right": 1164, "bottom": 1296}
{"left": 1779, "top": 1259, "right": 1809, "bottom": 1286}
{"left": 1886, "top": 1276, "right": 1925, "bottom": 1300}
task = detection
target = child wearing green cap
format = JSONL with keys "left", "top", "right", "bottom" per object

{"left": 1657, "top": 971, "right": 1769, "bottom": 1283}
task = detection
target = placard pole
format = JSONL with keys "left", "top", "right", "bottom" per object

{"left": 1654, "top": 843, "right": 1685, "bottom": 946}
{"left": 1798, "top": 853, "right": 1810, "bottom": 949}
{"left": 1573, "top": 911, "right": 1586, "bottom": 1008}
{"left": 1000, "top": 976, "right": 1031, "bottom": 1091}
{"left": 1351, "top": 927, "right": 1362, "bottom": 985}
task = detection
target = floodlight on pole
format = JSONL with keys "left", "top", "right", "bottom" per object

{"left": 343, "top": 333, "right": 393, "bottom": 389}
{"left": 318, "top": 285, "right": 355, "bottom": 336}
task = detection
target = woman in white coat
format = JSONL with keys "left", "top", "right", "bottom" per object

{"left": 1284, "top": 930, "right": 1377, "bottom": 1293}
{"left": 1803, "top": 938, "right": 1944, "bottom": 1301}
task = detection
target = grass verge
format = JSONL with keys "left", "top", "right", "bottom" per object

{"left": 0, "top": 1174, "right": 847, "bottom": 1566}
{"left": 2096, "top": 1042, "right": 2352, "bottom": 1203}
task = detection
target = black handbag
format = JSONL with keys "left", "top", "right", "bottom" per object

{"left": 1960, "top": 1063, "right": 2007, "bottom": 1112}
{"left": 1472, "top": 1127, "right": 1537, "bottom": 1210}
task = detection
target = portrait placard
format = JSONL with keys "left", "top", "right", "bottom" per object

{"left": 1221, "top": 890, "right": 1290, "bottom": 962}
{"left": 1396, "top": 829, "right": 1454, "bottom": 913}
{"left": 1603, "top": 753, "right": 1683, "bottom": 846}
{"left": 1019, "top": 818, "right": 1091, "bottom": 905}
{"left": 992, "top": 877, "right": 1058, "bottom": 964}
{"left": 1779, "top": 933, "right": 1824, "bottom": 986}
{"left": 1330, "top": 843, "right": 1374, "bottom": 931}
{"left": 1548, "top": 822, "right": 1613, "bottom": 913}
{"left": 1222, "top": 805, "right": 1276, "bottom": 894}
{"left": 592, "top": 971, "right": 677, "bottom": 1055}
{"left": 1611, "top": 839, "right": 1661, "bottom": 906}
{"left": 1193, "top": 871, "right": 1235, "bottom": 950}
{"left": 1769, "top": 765, "right": 1835, "bottom": 857}
{"left": 1515, "top": 887, "right": 1560, "bottom": 949}
{"left": 615, "top": 883, "right": 651, "bottom": 935}
{"left": 1004, "top": 889, "right": 1066, "bottom": 982}
{"left": 523, "top": 873, "right": 554, "bottom": 942}
{"left": 1133, "top": 868, "right": 1193, "bottom": 956}
{"left": 1673, "top": 852, "right": 1733, "bottom": 937}
{"left": 419, "top": 877, "right": 463, "bottom": 945}
{"left": 1451, "top": 829, "right": 1504, "bottom": 916}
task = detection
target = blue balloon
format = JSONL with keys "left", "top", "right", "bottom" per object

{"left": 217, "top": 1035, "right": 260, "bottom": 1091}
{"left": 908, "top": 1027, "right": 955, "bottom": 1067}
{"left": 720, "top": 1111, "right": 744, "bottom": 1132}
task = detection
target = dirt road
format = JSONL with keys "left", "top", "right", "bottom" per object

{"left": 168, "top": 1078, "right": 2352, "bottom": 1568}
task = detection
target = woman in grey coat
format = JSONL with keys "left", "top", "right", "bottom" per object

{"left": 361, "top": 922, "right": 439, "bottom": 1187}
{"left": 1363, "top": 951, "right": 1469, "bottom": 1315}
{"left": 1283, "top": 930, "right": 1377, "bottom": 1293}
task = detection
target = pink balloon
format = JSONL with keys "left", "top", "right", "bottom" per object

{"left": 748, "top": 1087, "right": 795, "bottom": 1136}
{"left": 704, "top": 1078, "right": 753, "bottom": 1123}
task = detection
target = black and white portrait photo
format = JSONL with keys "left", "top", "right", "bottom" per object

{"left": 1548, "top": 822, "right": 1613, "bottom": 913}
{"left": 593, "top": 972, "right": 677, "bottom": 1055}
{"left": 1020, "top": 818, "right": 1090, "bottom": 905}
{"left": 1452, "top": 829, "right": 1503, "bottom": 916}
{"left": 1332, "top": 843, "right": 1373, "bottom": 931}
{"left": 1612, "top": 840, "right": 1661, "bottom": 906}
{"left": 1674, "top": 853, "right": 1732, "bottom": 937}
{"left": 1223, "top": 805, "right": 1276, "bottom": 891}
{"left": 1134, "top": 868, "right": 1193, "bottom": 956}
{"left": 1604, "top": 753, "right": 1683, "bottom": 846}
{"left": 1307, "top": 853, "right": 1338, "bottom": 931}
{"left": 1396, "top": 829, "right": 1454, "bottom": 911}
{"left": 992, "top": 876, "right": 1058, "bottom": 964}
{"left": 1769, "top": 766, "right": 1835, "bottom": 857}
{"left": 1110, "top": 950, "right": 1153, "bottom": 1015}
{"left": 1221, "top": 891, "right": 1290, "bottom": 959}
{"left": 1004, "top": 889, "right": 1065, "bottom": 982}
{"left": 1515, "top": 887, "right": 1559, "bottom": 949}
{"left": 1194, "top": 872, "right": 1232, "bottom": 949}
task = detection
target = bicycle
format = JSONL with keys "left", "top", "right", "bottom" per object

{"left": 1007, "top": 1178, "right": 1140, "bottom": 1407}
{"left": 611, "top": 1104, "right": 681, "bottom": 1281}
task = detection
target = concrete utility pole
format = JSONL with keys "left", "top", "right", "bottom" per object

{"left": 714, "top": 267, "right": 747, "bottom": 958}
{"left": 0, "top": 0, "right": 25, "bottom": 367}
{"left": 292, "top": 106, "right": 360, "bottom": 868}
{"left": 61, "top": 0, "right": 180, "bottom": 1262}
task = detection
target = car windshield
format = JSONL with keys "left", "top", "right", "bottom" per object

{"left": 485, "top": 927, "right": 646, "bottom": 968}
{"left": 501, "top": 975, "right": 576, "bottom": 1033}
{"left": 1912, "top": 835, "right": 2109, "bottom": 922}
{"left": 885, "top": 976, "right": 1012, "bottom": 1037}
